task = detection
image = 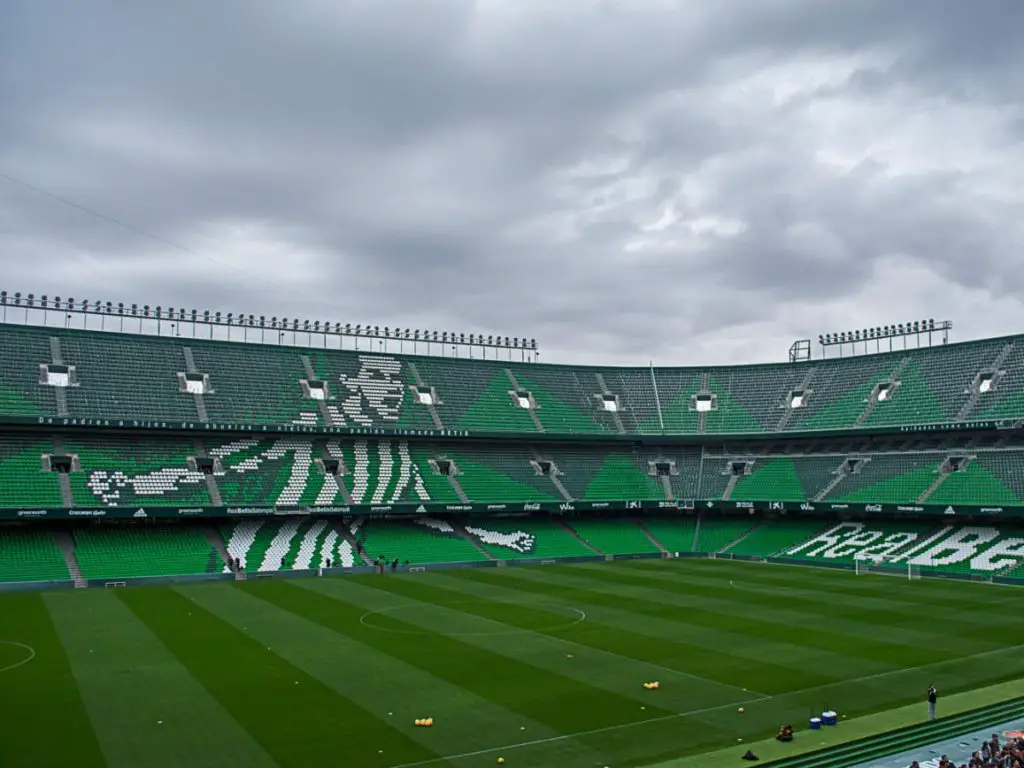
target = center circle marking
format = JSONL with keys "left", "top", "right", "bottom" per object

{"left": 0, "top": 641, "right": 36, "bottom": 675}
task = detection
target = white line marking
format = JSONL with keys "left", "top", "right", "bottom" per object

{"left": 387, "top": 640, "right": 1024, "bottom": 768}
{"left": 0, "top": 641, "right": 36, "bottom": 675}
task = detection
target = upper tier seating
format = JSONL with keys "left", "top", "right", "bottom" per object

{"left": 3, "top": 322, "right": 1022, "bottom": 436}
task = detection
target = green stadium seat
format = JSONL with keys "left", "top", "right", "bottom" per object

{"left": 567, "top": 518, "right": 661, "bottom": 555}
{"left": 0, "top": 528, "right": 70, "bottom": 582}
{"left": 3, "top": 322, "right": 1024, "bottom": 436}
{"left": 73, "top": 526, "right": 219, "bottom": 580}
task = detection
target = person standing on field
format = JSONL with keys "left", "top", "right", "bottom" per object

{"left": 927, "top": 684, "right": 937, "bottom": 720}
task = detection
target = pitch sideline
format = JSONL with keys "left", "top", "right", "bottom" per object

{"left": 387, "top": 640, "right": 1024, "bottom": 768}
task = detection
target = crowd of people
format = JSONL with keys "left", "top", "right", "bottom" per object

{"left": 909, "top": 730, "right": 1024, "bottom": 768}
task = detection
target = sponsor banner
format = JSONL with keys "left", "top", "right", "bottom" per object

{"left": 3, "top": 499, "right": 1024, "bottom": 520}
{"left": 0, "top": 414, "right": 1016, "bottom": 443}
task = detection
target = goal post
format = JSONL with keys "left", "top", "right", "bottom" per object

{"left": 854, "top": 554, "right": 920, "bottom": 580}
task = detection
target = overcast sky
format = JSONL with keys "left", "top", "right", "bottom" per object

{"left": 1, "top": 1, "right": 1022, "bottom": 366}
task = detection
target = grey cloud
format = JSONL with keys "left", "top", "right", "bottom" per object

{"left": 1, "top": 0, "right": 1022, "bottom": 366}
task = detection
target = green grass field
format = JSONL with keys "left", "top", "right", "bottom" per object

{"left": 2, "top": 559, "right": 1024, "bottom": 768}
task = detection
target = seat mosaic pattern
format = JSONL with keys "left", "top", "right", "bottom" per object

{"left": 3, "top": 322, "right": 1024, "bottom": 435}
{"left": 4, "top": 435, "right": 1024, "bottom": 510}
{"left": 779, "top": 521, "right": 1024, "bottom": 578}
{"left": 221, "top": 518, "right": 361, "bottom": 571}
{"left": 463, "top": 517, "right": 594, "bottom": 559}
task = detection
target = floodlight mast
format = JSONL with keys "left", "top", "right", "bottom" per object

{"left": 814, "top": 319, "right": 951, "bottom": 358}
{"left": 0, "top": 289, "right": 540, "bottom": 362}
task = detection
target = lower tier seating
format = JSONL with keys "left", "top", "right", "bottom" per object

{"left": 360, "top": 518, "right": 488, "bottom": 565}
{"left": 463, "top": 517, "right": 595, "bottom": 559}
{"left": 641, "top": 517, "right": 697, "bottom": 553}
{"left": 722, "top": 519, "right": 828, "bottom": 557}
{"left": 694, "top": 516, "right": 758, "bottom": 553}
{"left": 0, "top": 528, "right": 70, "bottom": 582}
{"left": 3, "top": 517, "right": 1024, "bottom": 583}
{"left": 566, "top": 518, "right": 661, "bottom": 555}
{"left": 221, "top": 518, "right": 363, "bottom": 571}
{"left": 73, "top": 526, "right": 219, "bottom": 580}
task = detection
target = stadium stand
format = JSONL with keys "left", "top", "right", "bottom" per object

{"left": 566, "top": 518, "right": 661, "bottom": 555}
{"left": 0, "top": 527, "right": 70, "bottom": 582}
{"left": 9, "top": 432, "right": 1024, "bottom": 512}
{"left": 4, "top": 323, "right": 1024, "bottom": 435}
{"left": 2, "top": 319, "right": 1024, "bottom": 592}
{"left": 72, "top": 525, "right": 220, "bottom": 580}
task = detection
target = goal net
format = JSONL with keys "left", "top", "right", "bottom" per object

{"left": 854, "top": 553, "right": 921, "bottom": 580}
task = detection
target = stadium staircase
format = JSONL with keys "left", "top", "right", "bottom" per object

{"left": 637, "top": 520, "right": 669, "bottom": 554}
{"left": 854, "top": 357, "right": 910, "bottom": 427}
{"left": 761, "top": 696, "right": 1024, "bottom": 768}
{"left": 593, "top": 372, "right": 627, "bottom": 434}
{"left": 567, "top": 518, "right": 660, "bottom": 556}
{"left": 201, "top": 526, "right": 231, "bottom": 567}
{"left": 405, "top": 361, "right": 446, "bottom": 430}
{"left": 53, "top": 530, "right": 86, "bottom": 587}
{"left": 559, "top": 518, "right": 602, "bottom": 555}
{"left": 722, "top": 519, "right": 829, "bottom": 558}
{"left": 956, "top": 342, "right": 1015, "bottom": 421}
{"left": 449, "top": 520, "right": 495, "bottom": 560}
{"left": 640, "top": 517, "right": 697, "bottom": 554}
{"left": 299, "top": 354, "right": 340, "bottom": 426}
{"left": 916, "top": 466, "right": 950, "bottom": 503}
{"left": 50, "top": 435, "right": 75, "bottom": 508}
{"left": 503, "top": 369, "right": 544, "bottom": 432}
{"left": 774, "top": 367, "right": 818, "bottom": 432}
{"left": 694, "top": 516, "right": 758, "bottom": 553}
{"left": 335, "top": 519, "right": 372, "bottom": 566}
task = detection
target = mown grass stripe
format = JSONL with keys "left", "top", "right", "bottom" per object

{"left": 286, "top": 577, "right": 676, "bottom": 733}
{"left": 177, "top": 581, "right": 564, "bottom": 762}
{"left": 0, "top": 593, "right": 104, "bottom": 768}
{"left": 431, "top": 567, "right": 874, "bottom": 683}
{"left": 118, "top": 586, "right": 433, "bottom": 768}
{"left": 284, "top": 578, "right": 741, "bottom": 767}
{"left": 504, "top": 563, "right": 972, "bottom": 663}
{"left": 623, "top": 558, "right": 1019, "bottom": 612}
{"left": 362, "top": 569, "right": 766, "bottom": 700}
{"left": 46, "top": 590, "right": 275, "bottom": 768}
{"left": 515, "top": 563, "right": 958, "bottom": 667}
{"left": 448, "top": 567, "right": 843, "bottom": 692}
{"left": 602, "top": 559, "right": 1024, "bottom": 645}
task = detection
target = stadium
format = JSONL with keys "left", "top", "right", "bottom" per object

{"left": 2, "top": 296, "right": 1024, "bottom": 768}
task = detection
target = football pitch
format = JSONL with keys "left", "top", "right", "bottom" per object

{"left": 2, "top": 559, "right": 1024, "bottom": 768}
